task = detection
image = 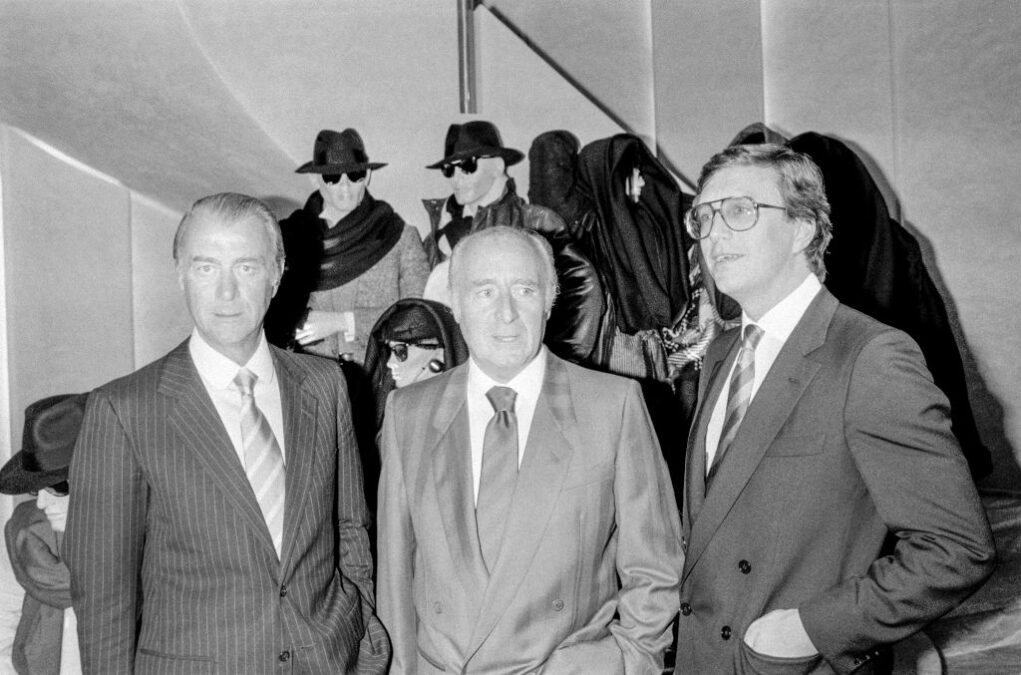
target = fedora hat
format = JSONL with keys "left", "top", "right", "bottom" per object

{"left": 426, "top": 121, "right": 525, "bottom": 169}
{"left": 0, "top": 393, "right": 88, "bottom": 495}
{"left": 295, "top": 128, "right": 387, "bottom": 174}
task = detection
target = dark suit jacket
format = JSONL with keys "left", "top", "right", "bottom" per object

{"left": 377, "top": 353, "right": 683, "bottom": 674}
{"left": 677, "top": 289, "right": 994, "bottom": 675}
{"left": 65, "top": 340, "right": 390, "bottom": 674}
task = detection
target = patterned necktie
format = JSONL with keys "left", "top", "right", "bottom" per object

{"left": 476, "top": 386, "right": 518, "bottom": 572}
{"left": 234, "top": 368, "right": 286, "bottom": 557}
{"left": 707, "top": 324, "right": 764, "bottom": 489}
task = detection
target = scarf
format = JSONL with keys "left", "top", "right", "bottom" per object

{"left": 313, "top": 190, "right": 405, "bottom": 290}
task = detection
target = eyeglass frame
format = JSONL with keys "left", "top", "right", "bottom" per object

{"left": 440, "top": 155, "right": 495, "bottom": 179}
{"left": 29, "top": 480, "right": 70, "bottom": 497}
{"left": 388, "top": 341, "right": 442, "bottom": 362}
{"left": 322, "top": 169, "right": 368, "bottom": 184}
{"left": 684, "top": 196, "right": 788, "bottom": 240}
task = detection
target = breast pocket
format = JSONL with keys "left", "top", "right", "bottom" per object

{"left": 763, "top": 433, "right": 827, "bottom": 457}
{"left": 562, "top": 459, "right": 614, "bottom": 491}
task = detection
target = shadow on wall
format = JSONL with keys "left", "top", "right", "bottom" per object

{"left": 839, "top": 137, "right": 1019, "bottom": 493}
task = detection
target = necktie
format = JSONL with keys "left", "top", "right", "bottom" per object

{"left": 476, "top": 386, "right": 518, "bottom": 572}
{"left": 707, "top": 324, "right": 764, "bottom": 488}
{"left": 234, "top": 368, "right": 286, "bottom": 556}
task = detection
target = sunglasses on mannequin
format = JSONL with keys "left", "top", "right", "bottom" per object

{"left": 390, "top": 341, "right": 441, "bottom": 362}
{"left": 322, "top": 170, "right": 367, "bottom": 184}
{"left": 440, "top": 157, "right": 483, "bottom": 178}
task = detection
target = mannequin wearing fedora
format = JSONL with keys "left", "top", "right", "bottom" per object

{"left": 421, "top": 121, "right": 606, "bottom": 366}
{"left": 265, "top": 128, "right": 429, "bottom": 364}
{"left": 1, "top": 393, "right": 89, "bottom": 675}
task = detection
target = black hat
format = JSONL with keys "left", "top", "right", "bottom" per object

{"left": 295, "top": 128, "right": 387, "bottom": 174}
{"left": 0, "top": 393, "right": 88, "bottom": 495}
{"left": 426, "top": 121, "right": 524, "bottom": 169}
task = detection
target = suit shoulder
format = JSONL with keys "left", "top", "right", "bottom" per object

{"left": 90, "top": 346, "right": 178, "bottom": 400}
{"left": 830, "top": 302, "right": 920, "bottom": 355}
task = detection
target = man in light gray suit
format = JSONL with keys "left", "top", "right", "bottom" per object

{"left": 378, "top": 225, "right": 682, "bottom": 674}
{"left": 65, "top": 193, "right": 389, "bottom": 673}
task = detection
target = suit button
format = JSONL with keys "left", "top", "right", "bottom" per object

{"left": 721, "top": 625, "right": 732, "bottom": 640}
{"left": 738, "top": 560, "right": 751, "bottom": 574}
{"left": 433, "top": 602, "right": 443, "bottom": 614}
{"left": 680, "top": 602, "right": 692, "bottom": 616}
{"left": 279, "top": 650, "right": 290, "bottom": 662}
{"left": 279, "top": 585, "right": 288, "bottom": 597}
{"left": 552, "top": 599, "right": 565, "bottom": 611}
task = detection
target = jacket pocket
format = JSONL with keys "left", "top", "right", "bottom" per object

{"left": 738, "top": 638, "right": 824, "bottom": 675}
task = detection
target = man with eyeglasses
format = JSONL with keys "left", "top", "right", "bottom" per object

{"left": 264, "top": 128, "right": 429, "bottom": 363}
{"left": 421, "top": 120, "right": 606, "bottom": 365}
{"left": 675, "top": 144, "right": 994, "bottom": 674}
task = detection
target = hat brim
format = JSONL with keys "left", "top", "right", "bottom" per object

{"left": 426, "top": 147, "right": 524, "bottom": 170}
{"left": 295, "top": 161, "right": 387, "bottom": 174}
{"left": 0, "top": 451, "right": 68, "bottom": 495}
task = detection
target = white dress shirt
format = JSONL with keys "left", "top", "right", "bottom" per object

{"left": 705, "top": 274, "right": 822, "bottom": 472}
{"left": 189, "top": 329, "right": 287, "bottom": 464}
{"left": 466, "top": 347, "right": 547, "bottom": 503}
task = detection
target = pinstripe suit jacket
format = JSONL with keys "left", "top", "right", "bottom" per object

{"left": 378, "top": 353, "right": 683, "bottom": 674}
{"left": 65, "top": 339, "right": 390, "bottom": 674}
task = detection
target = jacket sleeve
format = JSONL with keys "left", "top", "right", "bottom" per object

{"left": 543, "top": 380, "right": 684, "bottom": 674}
{"left": 398, "top": 226, "right": 430, "bottom": 298}
{"left": 65, "top": 390, "right": 148, "bottom": 674}
{"left": 376, "top": 393, "right": 418, "bottom": 674}
{"left": 799, "top": 330, "right": 995, "bottom": 673}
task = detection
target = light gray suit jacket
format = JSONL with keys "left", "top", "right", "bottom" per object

{"left": 378, "top": 353, "right": 683, "bottom": 674}
{"left": 65, "top": 340, "right": 390, "bottom": 674}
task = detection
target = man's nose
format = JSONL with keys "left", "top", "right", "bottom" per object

{"left": 497, "top": 292, "right": 518, "bottom": 322}
{"left": 217, "top": 271, "right": 239, "bottom": 299}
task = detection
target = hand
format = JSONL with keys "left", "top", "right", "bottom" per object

{"left": 294, "top": 310, "right": 351, "bottom": 346}
{"left": 743, "top": 608, "right": 818, "bottom": 658}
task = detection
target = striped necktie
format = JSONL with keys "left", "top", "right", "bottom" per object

{"left": 234, "top": 368, "right": 286, "bottom": 557}
{"left": 476, "top": 385, "right": 518, "bottom": 572}
{"left": 707, "top": 324, "right": 764, "bottom": 489}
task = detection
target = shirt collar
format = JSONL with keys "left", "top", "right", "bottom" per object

{"left": 188, "top": 329, "right": 277, "bottom": 390}
{"left": 743, "top": 273, "right": 822, "bottom": 343}
{"left": 467, "top": 346, "right": 547, "bottom": 404}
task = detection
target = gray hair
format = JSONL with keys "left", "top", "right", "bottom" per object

{"left": 696, "top": 144, "right": 833, "bottom": 280}
{"left": 172, "top": 192, "right": 285, "bottom": 273}
{"left": 448, "top": 225, "right": 559, "bottom": 311}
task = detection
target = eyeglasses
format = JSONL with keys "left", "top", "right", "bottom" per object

{"left": 389, "top": 341, "right": 441, "bottom": 362}
{"left": 440, "top": 156, "right": 483, "bottom": 178}
{"left": 30, "top": 480, "right": 69, "bottom": 497}
{"left": 684, "top": 196, "right": 788, "bottom": 239}
{"left": 322, "top": 170, "right": 367, "bottom": 184}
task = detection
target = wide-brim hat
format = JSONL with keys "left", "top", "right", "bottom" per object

{"left": 0, "top": 393, "right": 88, "bottom": 495}
{"left": 295, "top": 128, "right": 387, "bottom": 174}
{"left": 426, "top": 121, "right": 524, "bottom": 169}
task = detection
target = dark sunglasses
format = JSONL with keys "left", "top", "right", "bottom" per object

{"left": 390, "top": 341, "right": 441, "bottom": 362}
{"left": 440, "top": 157, "right": 482, "bottom": 178}
{"left": 30, "top": 480, "right": 69, "bottom": 497}
{"left": 322, "top": 170, "right": 367, "bottom": 184}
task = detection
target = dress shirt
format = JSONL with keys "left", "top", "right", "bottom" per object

{"left": 466, "top": 347, "right": 547, "bottom": 503}
{"left": 189, "top": 329, "right": 287, "bottom": 464}
{"left": 705, "top": 274, "right": 822, "bottom": 471}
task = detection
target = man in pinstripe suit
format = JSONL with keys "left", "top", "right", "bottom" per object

{"left": 65, "top": 193, "right": 389, "bottom": 673}
{"left": 378, "top": 226, "right": 683, "bottom": 673}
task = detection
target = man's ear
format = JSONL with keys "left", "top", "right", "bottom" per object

{"left": 792, "top": 217, "right": 816, "bottom": 255}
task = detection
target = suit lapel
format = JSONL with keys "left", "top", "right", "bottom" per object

{"left": 159, "top": 341, "right": 275, "bottom": 554}
{"left": 274, "top": 348, "right": 316, "bottom": 571}
{"left": 683, "top": 291, "right": 836, "bottom": 579}
{"left": 430, "top": 365, "right": 488, "bottom": 608}
{"left": 467, "top": 355, "right": 575, "bottom": 658}
{"left": 683, "top": 330, "right": 738, "bottom": 533}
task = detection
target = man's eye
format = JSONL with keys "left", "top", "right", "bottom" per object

{"left": 194, "top": 264, "right": 216, "bottom": 275}
{"left": 238, "top": 264, "right": 255, "bottom": 275}
{"left": 477, "top": 288, "right": 494, "bottom": 299}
